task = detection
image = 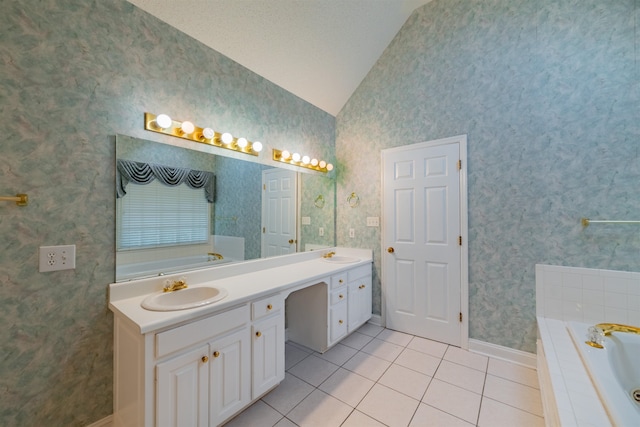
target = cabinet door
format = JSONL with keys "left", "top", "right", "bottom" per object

{"left": 209, "top": 328, "right": 251, "bottom": 427}
{"left": 330, "top": 301, "right": 348, "bottom": 344}
{"left": 156, "top": 344, "right": 209, "bottom": 427}
{"left": 348, "top": 275, "right": 372, "bottom": 333}
{"left": 252, "top": 314, "right": 285, "bottom": 398}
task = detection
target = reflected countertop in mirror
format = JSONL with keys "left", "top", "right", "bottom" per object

{"left": 115, "top": 134, "right": 335, "bottom": 281}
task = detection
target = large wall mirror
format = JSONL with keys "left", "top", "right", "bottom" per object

{"left": 115, "top": 134, "right": 336, "bottom": 281}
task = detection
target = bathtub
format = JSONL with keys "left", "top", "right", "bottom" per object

{"left": 568, "top": 321, "right": 640, "bottom": 426}
{"left": 116, "top": 255, "right": 232, "bottom": 281}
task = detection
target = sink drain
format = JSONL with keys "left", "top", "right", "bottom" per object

{"left": 632, "top": 389, "right": 640, "bottom": 403}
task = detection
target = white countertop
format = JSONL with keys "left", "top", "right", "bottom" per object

{"left": 109, "top": 247, "right": 372, "bottom": 334}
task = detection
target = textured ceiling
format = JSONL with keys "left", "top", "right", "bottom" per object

{"left": 127, "top": 0, "right": 432, "bottom": 116}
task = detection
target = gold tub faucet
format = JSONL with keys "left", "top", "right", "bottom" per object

{"left": 586, "top": 323, "right": 640, "bottom": 348}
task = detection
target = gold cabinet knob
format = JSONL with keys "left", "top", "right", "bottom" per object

{"left": 339, "top": 320, "right": 343, "bottom": 324}
{"left": 267, "top": 304, "right": 273, "bottom": 310}
{"left": 359, "top": 284, "right": 365, "bottom": 289}
{"left": 387, "top": 247, "right": 395, "bottom": 253}
{"left": 339, "top": 279, "right": 343, "bottom": 283}
{"left": 213, "top": 351, "right": 220, "bottom": 358}
{"left": 256, "top": 331, "right": 262, "bottom": 337}
{"left": 202, "top": 356, "right": 209, "bottom": 363}
{"left": 339, "top": 294, "right": 344, "bottom": 299}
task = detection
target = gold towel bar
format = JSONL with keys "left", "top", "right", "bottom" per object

{"left": 581, "top": 218, "right": 640, "bottom": 227}
{"left": 0, "top": 194, "right": 28, "bottom": 206}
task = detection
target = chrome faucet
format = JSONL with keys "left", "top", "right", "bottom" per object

{"left": 208, "top": 252, "right": 224, "bottom": 260}
{"left": 585, "top": 323, "right": 640, "bottom": 348}
{"left": 323, "top": 251, "right": 336, "bottom": 258}
{"left": 163, "top": 278, "right": 188, "bottom": 292}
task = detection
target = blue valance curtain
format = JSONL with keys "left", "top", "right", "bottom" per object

{"left": 116, "top": 159, "right": 215, "bottom": 203}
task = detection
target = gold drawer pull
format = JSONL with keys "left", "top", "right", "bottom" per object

{"left": 213, "top": 351, "right": 220, "bottom": 358}
{"left": 339, "top": 320, "right": 343, "bottom": 324}
{"left": 201, "top": 356, "right": 209, "bottom": 363}
{"left": 359, "top": 284, "right": 365, "bottom": 289}
{"left": 339, "top": 279, "right": 343, "bottom": 283}
{"left": 339, "top": 294, "right": 344, "bottom": 299}
{"left": 256, "top": 331, "right": 262, "bottom": 337}
{"left": 267, "top": 304, "right": 273, "bottom": 310}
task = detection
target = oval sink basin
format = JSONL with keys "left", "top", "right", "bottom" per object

{"left": 321, "top": 256, "right": 360, "bottom": 264}
{"left": 141, "top": 287, "right": 228, "bottom": 311}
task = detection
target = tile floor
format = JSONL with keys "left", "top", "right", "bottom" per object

{"left": 224, "top": 323, "right": 545, "bottom": 427}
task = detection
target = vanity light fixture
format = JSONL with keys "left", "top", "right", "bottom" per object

{"left": 144, "top": 112, "right": 263, "bottom": 156}
{"left": 272, "top": 149, "right": 334, "bottom": 173}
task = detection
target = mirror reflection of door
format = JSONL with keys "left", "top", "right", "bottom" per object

{"left": 262, "top": 169, "right": 298, "bottom": 257}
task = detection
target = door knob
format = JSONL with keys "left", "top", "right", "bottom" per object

{"left": 288, "top": 239, "right": 296, "bottom": 244}
{"left": 387, "top": 247, "right": 395, "bottom": 253}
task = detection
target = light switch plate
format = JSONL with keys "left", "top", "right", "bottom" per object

{"left": 366, "top": 217, "right": 380, "bottom": 227}
{"left": 39, "top": 245, "right": 76, "bottom": 272}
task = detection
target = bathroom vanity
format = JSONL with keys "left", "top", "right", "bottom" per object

{"left": 108, "top": 248, "right": 372, "bottom": 427}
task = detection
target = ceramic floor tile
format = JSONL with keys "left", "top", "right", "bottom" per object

{"left": 315, "top": 343, "right": 358, "bottom": 366}
{"left": 356, "top": 322, "right": 384, "bottom": 337}
{"left": 487, "top": 358, "right": 539, "bottom": 389}
{"left": 409, "top": 403, "right": 475, "bottom": 427}
{"left": 361, "top": 338, "right": 404, "bottom": 362}
{"left": 274, "top": 417, "right": 297, "bottom": 427}
{"left": 376, "top": 329, "right": 414, "bottom": 346}
{"left": 434, "top": 360, "right": 486, "bottom": 394}
{"left": 483, "top": 374, "right": 543, "bottom": 416}
{"left": 406, "top": 336, "right": 449, "bottom": 358}
{"left": 341, "top": 409, "right": 387, "bottom": 427}
{"left": 287, "top": 354, "right": 339, "bottom": 387}
{"left": 287, "top": 389, "right": 352, "bottom": 427}
{"left": 378, "top": 363, "right": 432, "bottom": 400}
{"left": 285, "top": 342, "right": 312, "bottom": 370}
{"left": 342, "top": 351, "right": 392, "bottom": 381}
{"left": 262, "top": 372, "right": 314, "bottom": 415}
{"left": 357, "top": 384, "right": 420, "bottom": 427}
{"left": 318, "top": 367, "right": 375, "bottom": 407}
{"left": 444, "top": 346, "right": 488, "bottom": 372}
{"left": 223, "top": 400, "right": 283, "bottom": 427}
{"left": 394, "top": 347, "right": 442, "bottom": 376}
{"left": 422, "top": 379, "right": 482, "bottom": 425}
{"left": 340, "top": 331, "right": 374, "bottom": 350}
{"left": 478, "top": 397, "right": 545, "bottom": 427}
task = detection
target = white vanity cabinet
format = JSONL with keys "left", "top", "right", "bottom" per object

{"left": 347, "top": 265, "right": 373, "bottom": 333}
{"left": 251, "top": 294, "right": 285, "bottom": 399}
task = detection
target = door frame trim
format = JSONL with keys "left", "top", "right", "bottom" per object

{"left": 381, "top": 134, "right": 469, "bottom": 349}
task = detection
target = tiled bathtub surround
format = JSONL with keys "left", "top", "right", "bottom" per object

{"left": 535, "top": 264, "right": 640, "bottom": 324}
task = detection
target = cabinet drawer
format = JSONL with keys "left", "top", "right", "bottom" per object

{"left": 329, "top": 302, "right": 348, "bottom": 343}
{"left": 348, "top": 264, "right": 371, "bottom": 282}
{"left": 252, "top": 294, "right": 283, "bottom": 320}
{"left": 330, "top": 274, "right": 347, "bottom": 289}
{"left": 156, "top": 305, "right": 250, "bottom": 358}
{"left": 330, "top": 289, "right": 346, "bottom": 306}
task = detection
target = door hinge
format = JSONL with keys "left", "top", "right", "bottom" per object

{"left": 459, "top": 312, "right": 463, "bottom": 322}
{"left": 457, "top": 159, "right": 462, "bottom": 170}
{"left": 262, "top": 227, "right": 266, "bottom": 233}
{"left": 263, "top": 184, "right": 266, "bottom": 190}
{"left": 458, "top": 236, "right": 462, "bottom": 246}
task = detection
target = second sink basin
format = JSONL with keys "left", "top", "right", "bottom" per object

{"left": 141, "top": 286, "right": 228, "bottom": 311}
{"left": 322, "top": 256, "right": 360, "bottom": 264}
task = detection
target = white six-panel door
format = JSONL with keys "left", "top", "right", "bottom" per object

{"left": 382, "top": 135, "right": 467, "bottom": 347}
{"left": 261, "top": 169, "right": 297, "bottom": 257}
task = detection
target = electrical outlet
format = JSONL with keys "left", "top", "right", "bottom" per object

{"left": 39, "top": 245, "right": 76, "bottom": 272}
{"left": 366, "top": 217, "right": 380, "bottom": 227}
{"left": 319, "top": 227, "right": 324, "bottom": 236}
{"left": 349, "top": 228, "right": 355, "bottom": 238}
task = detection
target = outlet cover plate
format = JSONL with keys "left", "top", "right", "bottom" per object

{"left": 39, "top": 245, "right": 76, "bottom": 272}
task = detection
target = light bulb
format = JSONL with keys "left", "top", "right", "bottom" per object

{"left": 319, "top": 160, "right": 327, "bottom": 169}
{"left": 155, "top": 114, "right": 172, "bottom": 129}
{"left": 237, "top": 137, "right": 248, "bottom": 148}
{"left": 292, "top": 153, "right": 301, "bottom": 162}
{"left": 221, "top": 132, "right": 233, "bottom": 144}
{"left": 311, "top": 158, "right": 318, "bottom": 166}
{"left": 202, "top": 127, "right": 215, "bottom": 139}
{"left": 281, "top": 150, "right": 291, "bottom": 160}
{"left": 326, "top": 163, "right": 334, "bottom": 171}
{"left": 180, "top": 121, "right": 195, "bottom": 135}
{"left": 302, "top": 155, "right": 310, "bottom": 164}
{"left": 252, "top": 141, "right": 263, "bottom": 152}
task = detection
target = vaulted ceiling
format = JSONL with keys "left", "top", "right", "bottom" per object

{"left": 127, "top": 0, "right": 433, "bottom": 116}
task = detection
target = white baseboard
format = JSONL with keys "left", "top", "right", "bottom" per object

{"left": 468, "top": 338, "right": 536, "bottom": 369}
{"left": 87, "top": 415, "right": 113, "bottom": 427}
{"left": 368, "top": 314, "right": 382, "bottom": 326}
